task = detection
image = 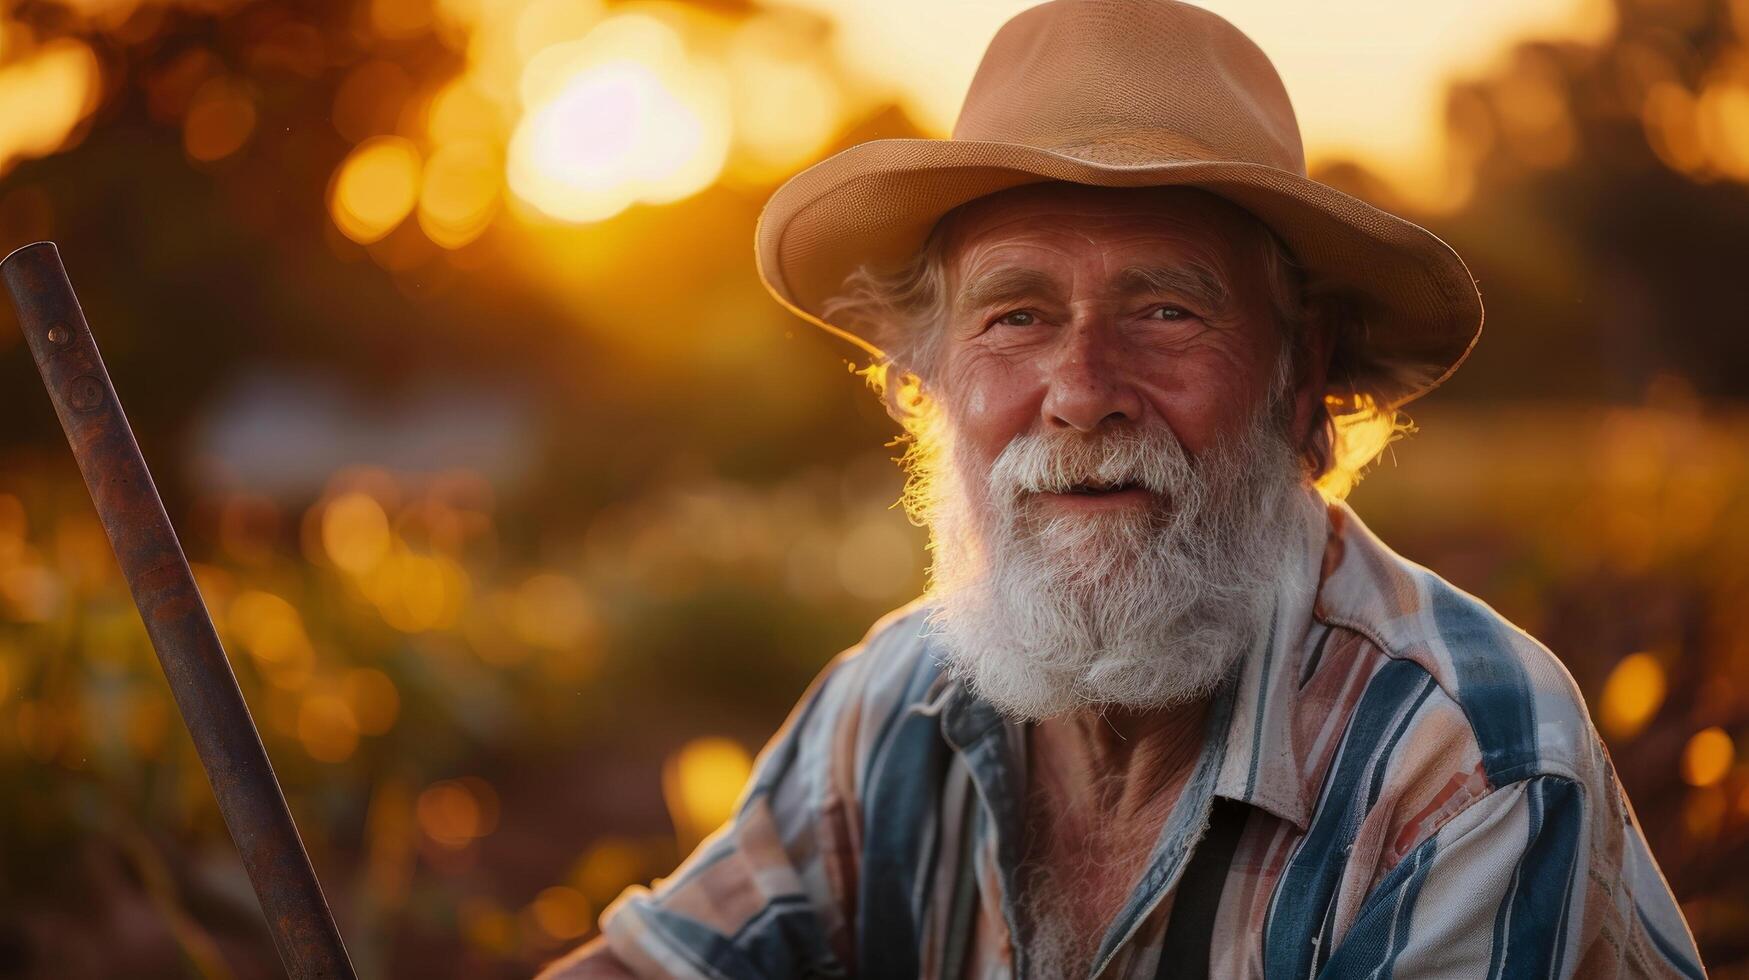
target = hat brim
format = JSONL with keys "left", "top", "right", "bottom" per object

{"left": 754, "top": 138, "right": 1483, "bottom": 409}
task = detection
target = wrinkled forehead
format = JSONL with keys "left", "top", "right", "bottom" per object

{"left": 939, "top": 182, "right": 1266, "bottom": 286}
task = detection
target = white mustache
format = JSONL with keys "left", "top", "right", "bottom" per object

{"left": 985, "top": 425, "right": 1192, "bottom": 498}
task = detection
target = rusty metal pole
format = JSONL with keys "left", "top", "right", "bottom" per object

{"left": 2, "top": 242, "right": 356, "bottom": 980}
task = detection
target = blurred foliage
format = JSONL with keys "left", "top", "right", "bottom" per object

{"left": 0, "top": 0, "right": 1745, "bottom": 976}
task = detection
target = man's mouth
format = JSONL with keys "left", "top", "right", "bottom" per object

{"left": 1062, "top": 479, "right": 1141, "bottom": 496}
{"left": 1024, "top": 480, "right": 1160, "bottom": 512}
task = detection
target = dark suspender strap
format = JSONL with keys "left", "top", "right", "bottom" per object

{"left": 1154, "top": 797, "right": 1248, "bottom": 980}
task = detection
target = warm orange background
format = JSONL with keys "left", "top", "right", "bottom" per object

{"left": 0, "top": 0, "right": 1745, "bottom": 976}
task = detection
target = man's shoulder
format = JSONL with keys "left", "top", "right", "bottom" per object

{"left": 795, "top": 600, "right": 948, "bottom": 744}
{"left": 1307, "top": 505, "right": 1704, "bottom": 979}
{"left": 1316, "top": 503, "right": 1601, "bottom": 789}
{"left": 828, "top": 598, "right": 944, "bottom": 700}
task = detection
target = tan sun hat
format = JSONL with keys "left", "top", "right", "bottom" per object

{"left": 753, "top": 0, "right": 1483, "bottom": 409}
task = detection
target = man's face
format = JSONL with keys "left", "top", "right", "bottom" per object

{"left": 908, "top": 181, "right": 1320, "bottom": 720}
{"left": 933, "top": 182, "right": 1300, "bottom": 522}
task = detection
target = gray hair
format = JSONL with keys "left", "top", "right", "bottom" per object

{"left": 819, "top": 187, "right": 1420, "bottom": 498}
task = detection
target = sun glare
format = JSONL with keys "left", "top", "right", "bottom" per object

{"left": 507, "top": 14, "right": 729, "bottom": 223}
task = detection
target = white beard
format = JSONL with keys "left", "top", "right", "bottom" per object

{"left": 912, "top": 392, "right": 1314, "bottom": 722}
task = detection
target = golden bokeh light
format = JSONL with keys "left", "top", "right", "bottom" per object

{"left": 182, "top": 76, "right": 255, "bottom": 163}
{"left": 227, "top": 589, "right": 316, "bottom": 689}
{"left": 328, "top": 135, "right": 422, "bottom": 244}
{"left": 1696, "top": 78, "right": 1749, "bottom": 179}
{"left": 418, "top": 140, "right": 500, "bottom": 248}
{"left": 662, "top": 736, "right": 752, "bottom": 848}
{"left": 426, "top": 77, "right": 503, "bottom": 146}
{"left": 297, "top": 692, "right": 360, "bottom": 763}
{"left": 360, "top": 549, "right": 470, "bottom": 632}
{"left": 509, "top": 572, "right": 593, "bottom": 651}
{"left": 341, "top": 667, "right": 401, "bottom": 736}
{"left": 507, "top": 13, "right": 730, "bottom": 223}
{"left": 416, "top": 781, "right": 482, "bottom": 847}
{"left": 416, "top": 777, "right": 501, "bottom": 848}
{"left": 321, "top": 491, "right": 392, "bottom": 575}
{"left": 529, "top": 885, "right": 594, "bottom": 940}
{"left": 1682, "top": 727, "right": 1736, "bottom": 788}
{"left": 1599, "top": 652, "right": 1667, "bottom": 741}
{"left": 1643, "top": 82, "right": 1707, "bottom": 175}
{"left": 572, "top": 837, "right": 643, "bottom": 907}
{"left": 0, "top": 552, "right": 63, "bottom": 623}
{"left": 0, "top": 38, "right": 100, "bottom": 176}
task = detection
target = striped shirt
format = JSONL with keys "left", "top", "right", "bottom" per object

{"left": 559, "top": 489, "right": 1704, "bottom": 978}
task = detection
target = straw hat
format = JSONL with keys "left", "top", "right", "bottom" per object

{"left": 753, "top": 0, "right": 1483, "bottom": 408}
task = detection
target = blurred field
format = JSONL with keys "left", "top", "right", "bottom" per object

{"left": 0, "top": 0, "right": 1747, "bottom": 976}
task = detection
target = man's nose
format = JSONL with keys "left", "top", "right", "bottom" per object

{"left": 1039, "top": 319, "right": 1144, "bottom": 432}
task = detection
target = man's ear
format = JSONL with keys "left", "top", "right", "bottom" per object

{"left": 872, "top": 360, "right": 930, "bottom": 428}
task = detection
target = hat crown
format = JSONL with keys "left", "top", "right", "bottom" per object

{"left": 951, "top": 0, "right": 1305, "bottom": 175}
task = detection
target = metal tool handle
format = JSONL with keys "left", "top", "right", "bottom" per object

{"left": 2, "top": 242, "right": 356, "bottom": 980}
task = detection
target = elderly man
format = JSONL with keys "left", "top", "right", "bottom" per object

{"left": 543, "top": 1, "right": 1704, "bottom": 977}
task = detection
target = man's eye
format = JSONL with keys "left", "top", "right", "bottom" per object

{"left": 993, "top": 309, "right": 1038, "bottom": 327}
{"left": 1147, "top": 305, "right": 1194, "bottom": 321}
